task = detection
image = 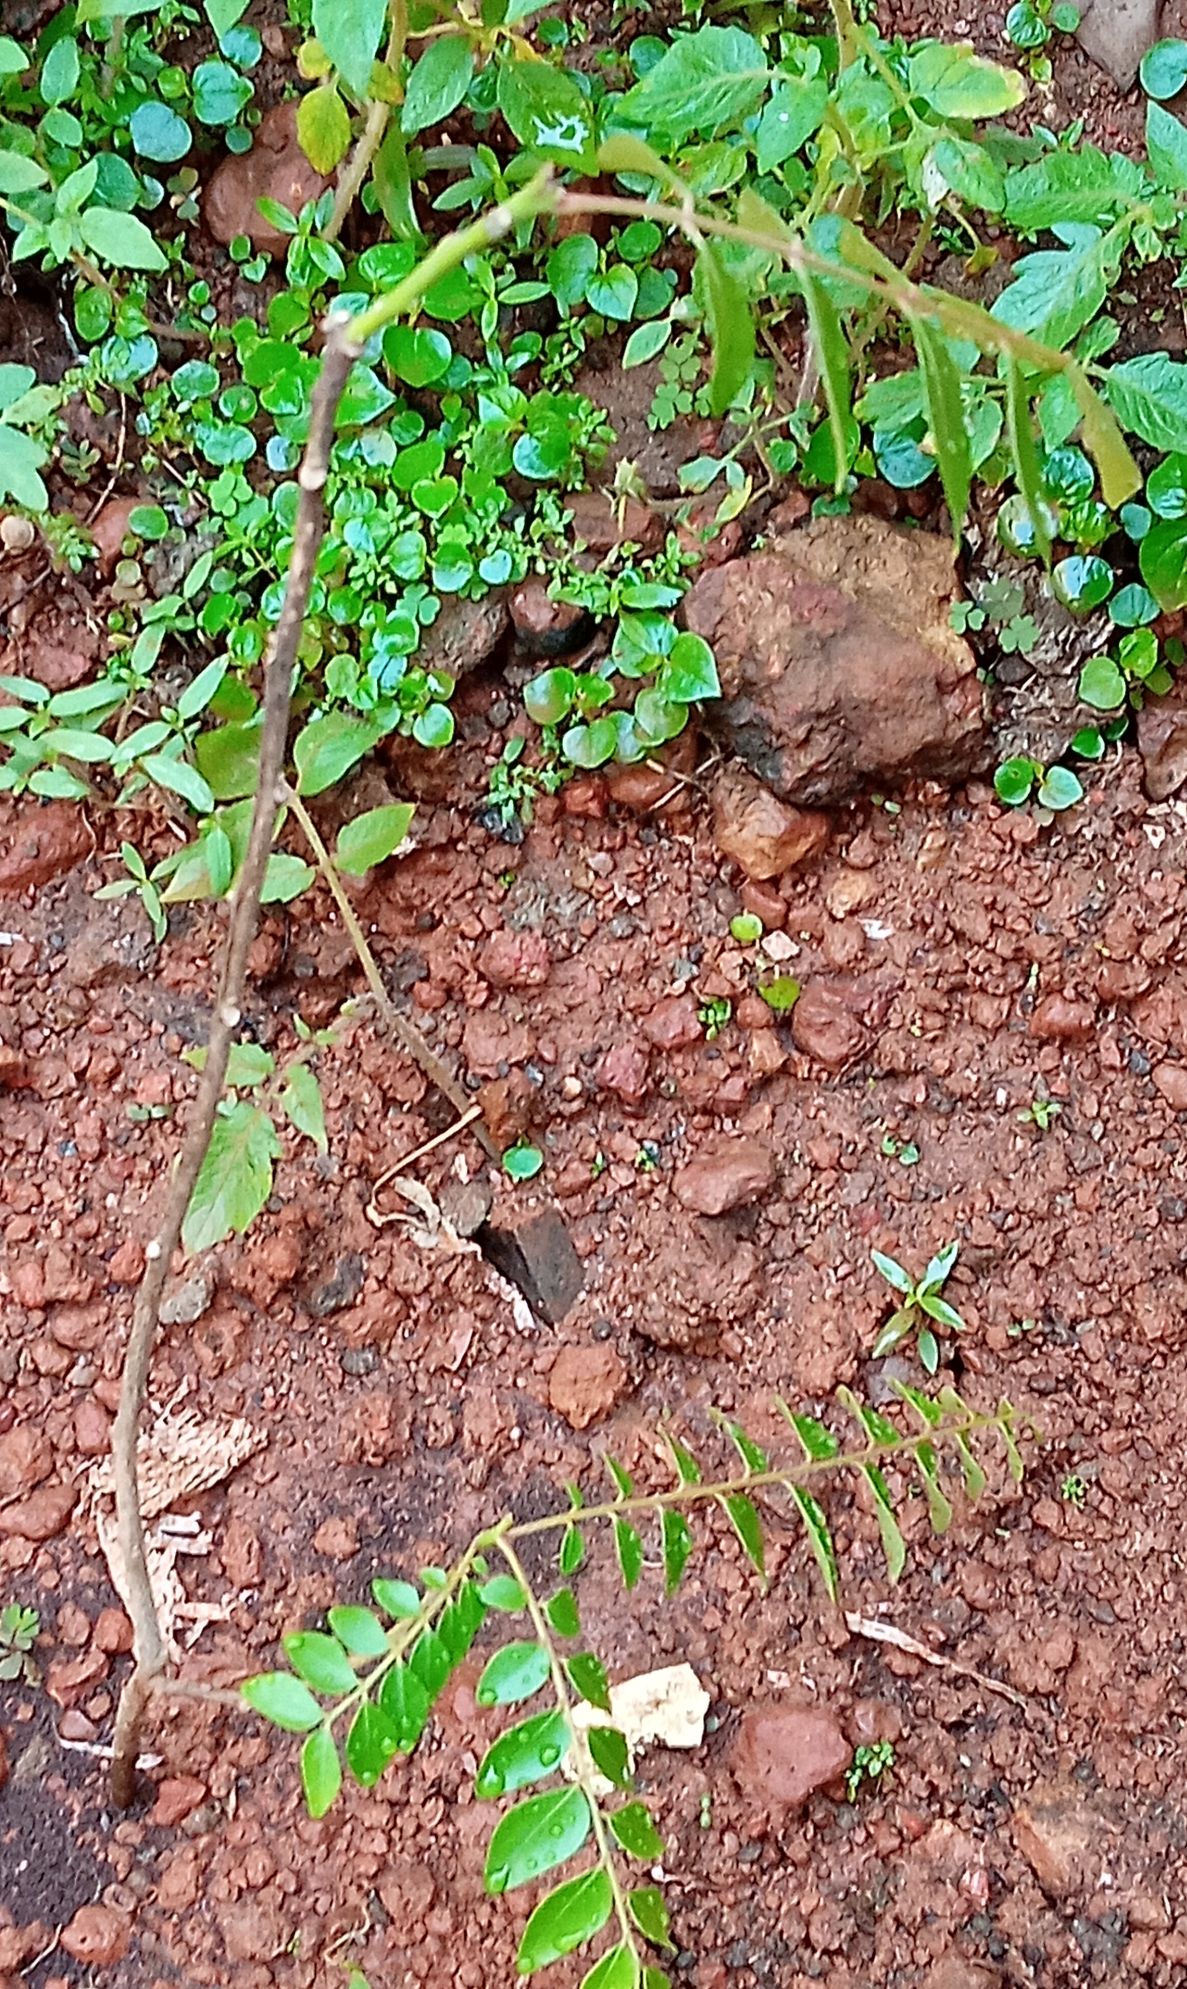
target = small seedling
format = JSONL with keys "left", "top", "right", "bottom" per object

{"left": 994, "top": 757, "right": 1083, "bottom": 814}
{"left": 758, "top": 974, "right": 800, "bottom": 1013}
{"left": 1061, "top": 1472, "right": 1087, "bottom": 1508}
{"left": 634, "top": 1141, "right": 660, "bottom": 1172}
{"left": 1007, "top": 1316, "right": 1041, "bottom": 1339}
{"left": 1019, "top": 1095, "right": 1062, "bottom": 1131}
{"left": 503, "top": 1143, "right": 544, "bottom": 1182}
{"left": 846, "top": 1738, "right": 895, "bottom": 1801}
{"left": 880, "top": 1134, "right": 920, "bottom": 1166}
{"left": 0, "top": 1604, "right": 40, "bottom": 1683}
{"left": 698, "top": 995, "right": 732, "bottom": 1041}
{"left": 729, "top": 913, "right": 763, "bottom": 945}
{"left": 871, "top": 1242, "right": 966, "bottom": 1377}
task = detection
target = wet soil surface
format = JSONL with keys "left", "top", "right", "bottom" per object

{"left": 4, "top": 8, "right": 1187, "bottom": 1989}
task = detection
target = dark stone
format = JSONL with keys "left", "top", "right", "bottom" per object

{"left": 307, "top": 1253, "right": 365, "bottom": 1317}
{"left": 477, "top": 1206, "right": 584, "bottom": 1325}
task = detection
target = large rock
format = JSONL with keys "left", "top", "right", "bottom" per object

{"left": 729, "top": 1703, "right": 850, "bottom": 1810}
{"left": 683, "top": 515, "right": 986, "bottom": 805}
{"left": 203, "top": 101, "right": 331, "bottom": 254}
{"left": 1136, "top": 678, "right": 1187, "bottom": 800}
{"left": 1076, "top": 0, "right": 1160, "bottom": 89}
{"left": 673, "top": 1134, "right": 776, "bottom": 1216}
{"left": 0, "top": 800, "right": 91, "bottom": 894}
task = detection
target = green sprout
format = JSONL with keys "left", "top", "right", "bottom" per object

{"left": 871, "top": 1242, "right": 966, "bottom": 1377}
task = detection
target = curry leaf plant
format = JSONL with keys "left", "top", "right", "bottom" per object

{"left": 244, "top": 1387, "right": 1026, "bottom": 1986}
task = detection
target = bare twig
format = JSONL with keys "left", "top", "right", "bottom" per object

{"left": 285, "top": 787, "right": 499, "bottom": 1158}
{"left": 844, "top": 1611, "right": 1029, "bottom": 1710}
{"left": 109, "top": 318, "right": 362, "bottom": 1808}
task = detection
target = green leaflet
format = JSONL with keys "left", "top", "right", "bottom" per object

{"left": 697, "top": 240, "right": 755, "bottom": 418}
{"left": 183, "top": 1101, "right": 281, "bottom": 1253}
{"left": 345, "top": 1701, "right": 401, "bottom": 1786}
{"left": 991, "top": 240, "right": 1110, "bottom": 353}
{"left": 721, "top": 1493, "right": 765, "bottom": 1579}
{"left": 1145, "top": 101, "right": 1187, "bottom": 190}
{"left": 1003, "top": 146, "right": 1145, "bottom": 231}
{"left": 476, "top": 1640, "right": 551, "bottom": 1708}
{"left": 610, "top": 1800, "right": 664, "bottom": 1861}
{"left": 661, "top": 1509, "right": 693, "bottom": 1594}
{"left": 911, "top": 1439, "right": 954, "bottom": 1533}
{"left": 283, "top": 1631, "right": 357, "bottom": 1695}
{"left": 799, "top": 269, "right": 852, "bottom": 492}
{"left": 484, "top": 1787, "right": 591, "bottom": 1893}
{"left": 516, "top": 1868, "right": 614, "bottom": 1974}
{"left": 300, "top": 1727, "right": 341, "bottom": 1818}
{"left": 475, "top": 1711, "right": 571, "bottom": 1798}
{"left": 859, "top": 1463, "right": 907, "bottom": 1582}
{"left": 1003, "top": 356, "right": 1052, "bottom": 564}
{"left": 614, "top": 1519, "right": 644, "bottom": 1591}
{"left": 1102, "top": 353, "right": 1187, "bottom": 454}
{"left": 311, "top": 0, "right": 386, "bottom": 99}
{"left": 618, "top": 24, "right": 769, "bottom": 145}
{"left": 790, "top": 1485, "right": 839, "bottom": 1602}
{"left": 582, "top": 1944, "right": 639, "bottom": 1989}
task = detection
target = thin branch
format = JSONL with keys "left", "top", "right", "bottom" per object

{"left": 286, "top": 786, "right": 498, "bottom": 1157}
{"left": 109, "top": 316, "right": 362, "bottom": 1808}
{"left": 325, "top": 0, "right": 410, "bottom": 243}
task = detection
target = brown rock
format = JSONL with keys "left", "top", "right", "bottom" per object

{"left": 562, "top": 775, "right": 608, "bottom": 819}
{"left": 60, "top": 1905, "right": 130, "bottom": 1967}
{"left": 548, "top": 1344, "right": 628, "bottom": 1430}
{"left": 730, "top": 1703, "right": 850, "bottom": 1809}
{"left": 0, "top": 801, "right": 91, "bottom": 895}
{"left": 1136, "top": 680, "right": 1187, "bottom": 799}
{"left": 420, "top": 589, "right": 509, "bottom": 682}
{"left": 0, "top": 1041, "right": 31, "bottom": 1089}
{"left": 478, "top": 1069, "right": 536, "bottom": 1147}
{"left": 740, "top": 879, "right": 787, "bottom": 929}
{"left": 0, "top": 1926, "right": 50, "bottom": 1972}
{"left": 1028, "top": 993, "right": 1095, "bottom": 1044}
{"left": 149, "top": 1776, "right": 208, "bottom": 1829}
{"left": 642, "top": 994, "right": 702, "bottom": 1051}
{"left": 791, "top": 978, "right": 869, "bottom": 1070}
{"left": 477, "top": 928, "right": 551, "bottom": 990}
{"left": 94, "top": 1608, "right": 133, "bottom": 1655}
{"left": 712, "top": 765, "right": 829, "bottom": 880}
{"left": 564, "top": 489, "right": 663, "bottom": 559}
{"left": 0, "top": 1427, "right": 52, "bottom": 1501}
{"left": 674, "top": 1134, "right": 776, "bottom": 1216}
{"left": 634, "top": 1226, "right": 760, "bottom": 1353}
{"left": 203, "top": 101, "right": 330, "bottom": 255}
{"left": 74, "top": 1396, "right": 112, "bottom": 1457}
{"left": 477, "top": 1206, "right": 584, "bottom": 1326}
{"left": 1012, "top": 1788, "right": 1111, "bottom": 1899}
{"left": 89, "top": 496, "right": 141, "bottom": 578}
{"left": 509, "top": 579, "right": 592, "bottom": 657}
{"left": 311, "top": 1514, "right": 359, "bottom": 1560}
{"left": 597, "top": 1039, "right": 650, "bottom": 1108}
{"left": 684, "top": 515, "right": 986, "bottom": 805}
{"left": 105, "top": 1237, "right": 145, "bottom": 1286}
{"left": 0, "top": 1482, "right": 75, "bottom": 1540}
{"left": 605, "top": 729, "right": 697, "bottom": 813}
{"left": 1153, "top": 1061, "right": 1187, "bottom": 1111}
{"left": 155, "top": 1845, "right": 202, "bottom": 1911}
{"left": 462, "top": 1008, "right": 534, "bottom": 1075}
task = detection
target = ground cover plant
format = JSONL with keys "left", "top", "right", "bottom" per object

{"left": 5, "top": 0, "right": 1187, "bottom": 1983}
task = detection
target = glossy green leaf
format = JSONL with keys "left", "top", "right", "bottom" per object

{"left": 666, "top": 1436, "right": 702, "bottom": 1486}
{"left": 312, "top": 0, "right": 387, "bottom": 98}
{"left": 484, "top": 1787, "right": 591, "bottom": 1894}
{"left": 183, "top": 1101, "right": 281, "bottom": 1252}
{"left": 582, "top": 1945, "right": 640, "bottom": 1989}
{"left": 1103, "top": 353, "right": 1187, "bottom": 454}
{"left": 516, "top": 1867, "right": 613, "bottom": 1974}
{"left": 560, "top": 1523, "right": 586, "bottom": 1576}
{"left": 1140, "top": 36, "right": 1187, "bottom": 97}
{"left": 293, "top": 713, "right": 382, "bottom": 795}
{"left": 1003, "top": 146, "right": 1142, "bottom": 230}
{"left": 859, "top": 1462, "right": 907, "bottom": 1582}
{"left": 409, "top": 1626, "right": 453, "bottom": 1702}
{"left": 698, "top": 240, "right": 754, "bottom": 418}
{"left": 241, "top": 1671, "right": 322, "bottom": 1731}
{"left": 1146, "top": 101, "right": 1187, "bottom": 188}
{"left": 614, "top": 1519, "right": 644, "bottom": 1591}
{"left": 790, "top": 1485, "right": 839, "bottom": 1602}
{"left": 628, "top": 1886, "right": 674, "bottom": 1951}
{"left": 610, "top": 1800, "right": 664, "bottom": 1861}
{"left": 327, "top": 1606, "right": 389, "bottom": 1658}
{"left": 619, "top": 24, "right": 768, "bottom": 143}
{"left": 1036, "top": 764, "right": 1083, "bottom": 811}
{"left": 546, "top": 1587, "right": 581, "bottom": 1638}
{"left": 587, "top": 1723, "right": 632, "bottom": 1790}
{"left": 80, "top": 207, "right": 168, "bottom": 272}
{"left": 784, "top": 1410, "right": 840, "bottom": 1464}
{"left": 661, "top": 1509, "right": 693, "bottom": 1595}
{"left": 1140, "top": 517, "right": 1187, "bottom": 607}
{"left": 261, "top": 854, "right": 315, "bottom": 905}
{"left": 718, "top": 1417, "right": 768, "bottom": 1473}
{"left": 130, "top": 100, "right": 192, "bottom": 162}
{"left": 377, "top": 1662, "right": 430, "bottom": 1750}
{"left": 480, "top": 1576, "right": 527, "bottom": 1612}
{"left": 911, "top": 1440, "right": 954, "bottom": 1533}
{"left": 300, "top": 1726, "right": 342, "bottom": 1817}
{"left": 566, "top": 1652, "right": 611, "bottom": 1713}
{"left": 475, "top": 1711, "right": 571, "bottom": 1797}
{"left": 721, "top": 1493, "right": 765, "bottom": 1578}
{"left": 476, "top": 1641, "right": 551, "bottom": 1708}
{"left": 195, "top": 712, "right": 261, "bottom": 799}
{"left": 280, "top": 1064, "right": 328, "bottom": 1153}
{"left": 756, "top": 73, "right": 828, "bottom": 170}
{"left": 346, "top": 1701, "right": 401, "bottom": 1786}
{"left": 284, "top": 1631, "right": 357, "bottom": 1695}
{"left": 402, "top": 34, "right": 474, "bottom": 135}
{"left": 335, "top": 802, "right": 415, "bottom": 874}
{"left": 372, "top": 1578, "right": 421, "bottom": 1618}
